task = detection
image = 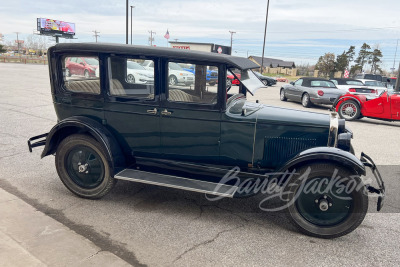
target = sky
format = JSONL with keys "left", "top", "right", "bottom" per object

{"left": 1, "top": 0, "right": 400, "bottom": 71}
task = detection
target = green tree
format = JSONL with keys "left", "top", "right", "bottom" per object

{"left": 354, "top": 43, "right": 371, "bottom": 72}
{"left": 0, "top": 44, "right": 6, "bottom": 53}
{"left": 369, "top": 48, "right": 383, "bottom": 74}
{"left": 345, "top": 46, "right": 356, "bottom": 64}
{"left": 335, "top": 51, "right": 348, "bottom": 73}
{"left": 315, "top": 53, "right": 336, "bottom": 77}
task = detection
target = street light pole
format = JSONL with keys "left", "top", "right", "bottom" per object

{"left": 14, "top": 32, "right": 20, "bottom": 58}
{"left": 229, "top": 31, "right": 236, "bottom": 55}
{"left": 130, "top": 5, "right": 135, "bottom": 45}
{"left": 125, "top": 0, "right": 128, "bottom": 44}
{"left": 261, "top": 0, "right": 270, "bottom": 74}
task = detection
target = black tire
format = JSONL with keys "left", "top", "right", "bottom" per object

{"left": 226, "top": 78, "right": 232, "bottom": 87}
{"left": 338, "top": 100, "right": 361, "bottom": 121}
{"left": 302, "top": 93, "right": 312, "bottom": 108}
{"left": 55, "top": 134, "right": 116, "bottom": 199}
{"left": 65, "top": 68, "right": 71, "bottom": 77}
{"left": 280, "top": 89, "right": 287, "bottom": 101}
{"left": 84, "top": 70, "right": 90, "bottom": 79}
{"left": 209, "top": 82, "right": 216, "bottom": 86}
{"left": 169, "top": 75, "right": 178, "bottom": 86}
{"left": 127, "top": 74, "right": 135, "bottom": 84}
{"left": 285, "top": 163, "right": 368, "bottom": 238}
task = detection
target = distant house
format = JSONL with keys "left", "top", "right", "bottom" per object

{"left": 248, "top": 56, "right": 296, "bottom": 69}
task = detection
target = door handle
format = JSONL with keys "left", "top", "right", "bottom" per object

{"left": 161, "top": 109, "right": 172, "bottom": 116}
{"left": 147, "top": 108, "right": 157, "bottom": 115}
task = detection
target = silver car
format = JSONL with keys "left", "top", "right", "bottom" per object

{"left": 280, "top": 77, "right": 345, "bottom": 108}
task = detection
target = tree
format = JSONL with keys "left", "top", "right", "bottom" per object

{"left": 345, "top": 46, "right": 356, "bottom": 64}
{"left": 0, "top": 44, "right": 6, "bottom": 53}
{"left": 369, "top": 48, "right": 383, "bottom": 74}
{"left": 354, "top": 43, "right": 371, "bottom": 72}
{"left": 335, "top": 51, "right": 348, "bottom": 73}
{"left": 315, "top": 53, "right": 336, "bottom": 77}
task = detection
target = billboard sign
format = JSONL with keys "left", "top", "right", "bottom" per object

{"left": 37, "top": 18, "right": 75, "bottom": 38}
{"left": 211, "top": 44, "right": 231, "bottom": 55}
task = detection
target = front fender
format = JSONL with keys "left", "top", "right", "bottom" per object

{"left": 41, "top": 116, "right": 126, "bottom": 176}
{"left": 277, "top": 146, "right": 366, "bottom": 176}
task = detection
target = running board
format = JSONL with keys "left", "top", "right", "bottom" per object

{"left": 114, "top": 169, "right": 238, "bottom": 198}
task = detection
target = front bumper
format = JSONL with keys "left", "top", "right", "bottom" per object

{"left": 360, "top": 152, "right": 385, "bottom": 211}
{"left": 27, "top": 133, "right": 48, "bottom": 152}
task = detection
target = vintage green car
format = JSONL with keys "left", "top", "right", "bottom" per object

{"left": 28, "top": 43, "right": 384, "bottom": 238}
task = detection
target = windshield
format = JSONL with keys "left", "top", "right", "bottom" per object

{"left": 311, "top": 80, "right": 337, "bottom": 88}
{"left": 346, "top": 80, "right": 364, "bottom": 86}
{"left": 231, "top": 69, "right": 266, "bottom": 95}
{"left": 364, "top": 81, "right": 386, "bottom": 87}
{"left": 84, "top": 58, "right": 99, "bottom": 65}
{"left": 169, "top": 62, "right": 184, "bottom": 71}
{"left": 127, "top": 61, "right": 145, "bottom": 70}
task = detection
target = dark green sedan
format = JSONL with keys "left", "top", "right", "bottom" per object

{"left": 28, "top": 43, "right": 384, "bottom": 238}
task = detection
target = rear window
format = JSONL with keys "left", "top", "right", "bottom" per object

{"left": 346, "top": 80, "right": 364, "bottom": 86}
{"left": 310, "top": 80, "right": 336, "bottom": 88}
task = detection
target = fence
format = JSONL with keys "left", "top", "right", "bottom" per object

{"left": 0, "top": 57, "right": 47, "bottom": 65}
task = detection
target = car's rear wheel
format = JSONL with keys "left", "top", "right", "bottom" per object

{"left": 226, "top": 78, "right": 232, "bottom": 87}
{"left": 280, "top": 89, "right": 287, "bottom": 101}
{"left": 286, "top": 163, "right": 368, "bottom": 238}
{"left": 127, "top": 74, "right": 135, "bottom": 84}
{"left": 55, "top": 134, "right": 116, "bottom": 199}
{"left": 302, "top": 93, "right": 311, "bottom": 108}
{"left": 84, "top": 70, "right": 90, "bottom": 79}
{"left": 338, "top": 100, "right": 361, "bottom": 121}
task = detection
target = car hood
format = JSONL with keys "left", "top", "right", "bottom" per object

{"left": 229, "top": 100, "right": 330, "bottom": 127}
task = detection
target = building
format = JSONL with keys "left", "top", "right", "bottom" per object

{"left": 169, "top": 41, "right": 231, "bottom": 55}
{"left": 248, "top": 56, "right": 297, "bottom": 76}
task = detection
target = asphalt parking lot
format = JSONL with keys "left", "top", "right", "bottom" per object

{"left": 1, "top": 63, "right": 399, "bottom": 266}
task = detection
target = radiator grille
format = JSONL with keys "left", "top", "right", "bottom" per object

{"left": 263, "top": 137, "right": 317, "bottom": 166}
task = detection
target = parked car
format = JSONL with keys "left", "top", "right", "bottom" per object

{"left": 333, "top": 88, "right": 400, "bottom": 121}
{"left": 354, "top": 73, "right": 383, "bottom": 82}
{"left": 142, "top": 60, "right": 194, "bottom": 86}
{"left": 280, "top": 77, "right": 345, "bottom": 107}
{"left": 28, "top": 43, "right": 384, "bottom": 239}
{"left": 126, "top": 61, "right": 154, "bottom": 84}
{"left": 254, "top": 72, "right": 277, "bottom": 86}
{"left": 65, "top": 57, "right": 99, "bottom": 78}
{"left": 227, "top": 72, "right": 241, "bottom": 86}
{"left": 183, "top": 65, "right": 218, "bottom": 86}
{"left": 330, "top": 78, "right": 377, "bottom": 97}
{"left": 357, "top": 79, "right": 387, "bottom": 95}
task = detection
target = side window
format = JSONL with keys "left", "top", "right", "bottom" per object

{"left": 331, "top": 80, "right": 338, "bottom": 85}
{"left": 109, "top": 57, "right": 155, "bottom": 99}
{"left": 294, "top": 79, "right": 303, "bottom": 86}
{"left": 167, "top": 62, "right": 218, "bottom": 104}
{"left": 63, "top": 56, "right": 100, "bottom": 94}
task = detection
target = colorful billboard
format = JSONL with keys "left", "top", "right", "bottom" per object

{"left": 37, "top": 18, "right": 75, "bottom": 37}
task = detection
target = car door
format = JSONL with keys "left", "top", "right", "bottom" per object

{"left": 104, "top": 56, "right": 161, "bottom": 158}
{"left": 362, "top": 93, "right": 388, "bottom": 117}
{"left": 285, "top": 79, "right": 301, "bottom": 99}
{"left": 390, "top": 91, "right": 400, "bottom": 119}
{"left": 291, "top": 78, "right": 304, "bottom": 101}
{"left": 159, "top": 60, "right": 222, "bottom": 164}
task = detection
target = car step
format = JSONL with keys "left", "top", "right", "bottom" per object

{"left": 114, "top": 169, "right": 238, "bottom": 198}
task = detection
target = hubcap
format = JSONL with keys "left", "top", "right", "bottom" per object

{"left": 66, "top": 146, "right": 104, "bottom": 189}
{"left": 302, "top": 95, "right": 309, "bottom": 106}
{"left": 281, "top": 90, "right": 285, "bottom": 99}
{"left": 341, "top": 103, "right": 357, "bottom": 119}
{"left": 296, "top": 177, "right": 353, "bottom": 226}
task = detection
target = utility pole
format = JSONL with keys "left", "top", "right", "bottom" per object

{"left": 130, "top": 5, "right": 135, "bottom": 45}
{"left": 392, "top": 39, "right": 398, "bottom": 76}
{"left": 14, "top": 32, "right": 20, "bottom": 57}
{"left": 261, "top": 0, "right": 270, "bottom": 74}
{"left": 125, "top": 0, "right": 128, "bottom": 44}
{"left": 93, "top": 30, "right": 100, "bottom": 42}
{"left": 148, "top": 30, "right": 155, "bottom": 46}
{"left": 229, "top": 31, "right": 236, "bottom": 55}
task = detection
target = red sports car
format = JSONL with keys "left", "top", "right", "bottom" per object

{"left": 227, "top": 73, "right": 241, "bottom": 86}
{"left": 333, "top": 89, "right": 400, "bottom": 121}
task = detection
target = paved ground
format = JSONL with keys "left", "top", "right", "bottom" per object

{"left": 0, "top": 63, "right": 399, "bottom": 266}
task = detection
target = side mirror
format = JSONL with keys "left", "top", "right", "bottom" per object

{"left": 290, "top": 81, "right": 295, "bottom": 85}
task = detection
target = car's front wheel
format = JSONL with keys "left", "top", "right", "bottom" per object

{"left": 127, "top": 74, "right": 135, "bottom": 84}
{"left": 302, "top": 93, "right": 312, "bottom": 108}
{"left": 55, "top": 134, "right": 116, "bottom": 199}
{"left": 84, "top": 70, "right": 90, "bottom": 79}
{"left": 169, "top": 75, "right": 178, "bottom": 86}
{"left": 280, "top": 89, "right": 287, "bottom": 101}
{"left": 286, "top": 163, "right": 368, "bottom": 238}
{"left": 338, "top": 100, "right": 361, "bottom": 121}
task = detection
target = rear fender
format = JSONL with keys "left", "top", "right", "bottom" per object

{"left": 333, "top": 95, "right": 362, "bottom": 112}
{"left": 41, "top": 116, "right": 126, "bottom": 176}
{"left": 277, "top": 146, "right": 366, "bottom": 177}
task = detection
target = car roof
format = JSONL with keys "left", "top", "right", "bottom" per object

{"left": 330, "top": 78, "right": 360, "bottom": 82}
{"left": 357, "top": 79, "right": 377, "bottom": 82}
{"left": 299, "top": 77, "right": 331, "bottom": 81}
{"left": 49, "top": 43, "right": 259, "bottom": 70}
